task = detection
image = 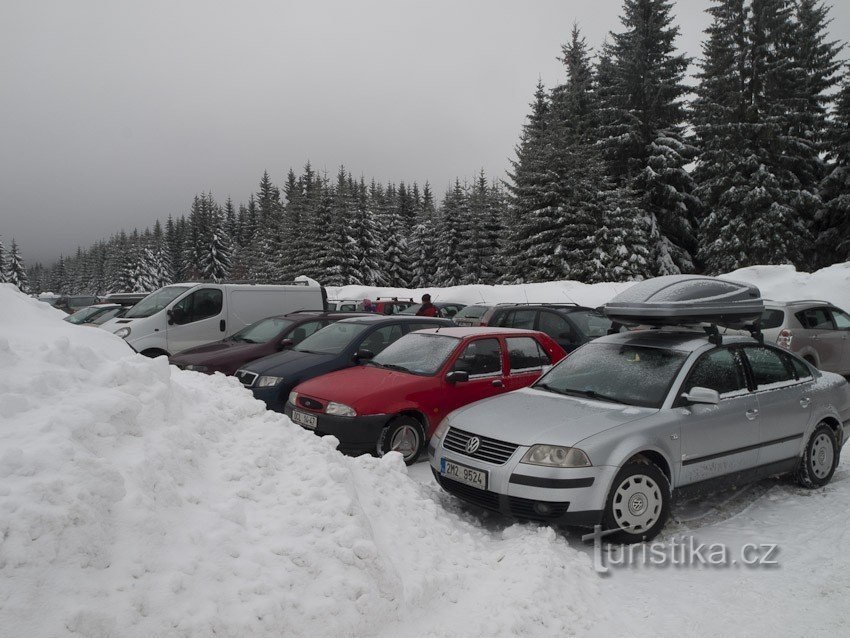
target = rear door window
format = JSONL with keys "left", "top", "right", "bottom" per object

{"left": 501, "top": 309, "right": 536, "bottom": 330}
{"left": 538, "top": 311, "right": 575, "bottom": 341}
{"left": 829, "top": 308, "right": 850, "bottom": 330}
{"left": 743, "top": 346, "right": 796, "bottom": 389}
{"left": 452, "top": 338, "right": 503, "bottom": 377}
{"left": 506, "top": 337, "right": 550, "bottom": 372}
{"left": 796, "top": 307, "right": 834, "bottom": 330}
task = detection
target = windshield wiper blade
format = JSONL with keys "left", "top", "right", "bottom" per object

{"left": 562, "top": 388, "right": 630, "bottom": 405}
{"left": 533, "top": 382, "right": 567, "bottom": 395}
{"left": 376, "top": 363, "right": 411, "bottom": 373}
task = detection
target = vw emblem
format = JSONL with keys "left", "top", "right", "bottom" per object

{"left": 465, "top": 437, "right": 481, "bottom": 454}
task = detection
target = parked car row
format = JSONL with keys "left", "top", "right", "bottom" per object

{"left": 55, "top": 277, "right": 850, "bottom": 543}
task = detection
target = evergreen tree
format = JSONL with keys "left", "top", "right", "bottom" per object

{"left": 6, "top": 239, "right": 29, "bottom": 292}
{"left": 345, "top": 177, "right": 382, "bottom": 285}
{"left": 434, "top": 182, "right": 466, "bottom": 287}
{"left": 0, "top": 235, "right": 6, "bottom": 283}
{"left": 817, "top": 73, "right": 850, "bottom": 259}
{"left": 199, "top": 207, "right": 233, "bottom": 282}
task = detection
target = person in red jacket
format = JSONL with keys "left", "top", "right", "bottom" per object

{"left": 415, "top": 293, "right": 439, "bottom": 317}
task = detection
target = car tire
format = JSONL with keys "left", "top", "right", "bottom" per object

{"left": 602, "top": 460, "right": 671, "bottom": 544}
{"left": 377, "top": 416, "right": 425, "bottom": 465}
{"left": 796, "top": 423, "right": 839, "bottom": 489}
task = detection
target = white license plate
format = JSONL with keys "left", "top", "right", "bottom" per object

{"left": 291, "top": 409, "right": 318, "bottom": 430}
{"left": 440, "top": 458, "right": 488, "bottom": 490}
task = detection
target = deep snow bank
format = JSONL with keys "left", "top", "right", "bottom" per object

{"left": 0, "top": 284, "right": 599, "bottom": 637}
{"left": 328, "top": 262, "right": 850, "bottom": 312}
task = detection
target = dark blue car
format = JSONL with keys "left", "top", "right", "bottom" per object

{"left": 235, "top": 315, "right": 452, "bottom": 412}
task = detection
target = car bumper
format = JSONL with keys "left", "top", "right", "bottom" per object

{"left": 249, "top": 384, "right": 290, "bottom": 412}
{"left": 284, "top": 402, "right": 388, "bottom": 452}
{"left": 428, "top": 434, "right": 612, "bottom": 528}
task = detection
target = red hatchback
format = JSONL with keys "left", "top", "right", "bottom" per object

{"left": 285, "top": 327, "right": 566, "bottom": 463}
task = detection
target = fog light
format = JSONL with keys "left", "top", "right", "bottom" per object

{"left": 533, "top": 502, "right": 552, "bottom": 516}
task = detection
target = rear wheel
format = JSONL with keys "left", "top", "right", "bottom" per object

{"left": 796, "top": 423, "right": 839, "bottom": 488}
{"left": 377, "top": 416, "right": 425, "bottom": 465}
{"left": 602, "top": 460, "right": 670, "bottom": 543}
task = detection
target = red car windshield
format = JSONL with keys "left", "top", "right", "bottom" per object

{"left": 370, "top": 333, "right": 459, "bottom": 375}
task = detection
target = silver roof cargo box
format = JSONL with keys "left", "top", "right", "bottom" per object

{"left": 603, "top": 275, "right": 763, "bottom": 328}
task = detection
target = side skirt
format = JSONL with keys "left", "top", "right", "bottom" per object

{"left": 673, "top": 457, "right": 799, "bottom": 501}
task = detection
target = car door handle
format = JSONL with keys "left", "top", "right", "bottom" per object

{"left": 220, "top": 319, "right": 226, "bottom": 332}
{"left": 800, "top": 397, "right": 811, "bottom": 408}
{"left": 745, "top": 409, "right": 759, "bottom": 420}
{"left": 492, "top": 380, "right": 504, "bottom": 388}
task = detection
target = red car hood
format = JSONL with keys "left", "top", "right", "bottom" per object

{"left": 295, "top": 364, "right": 428, "bottom": 407}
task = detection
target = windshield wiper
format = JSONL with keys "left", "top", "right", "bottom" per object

{"left": 370, "top": 362, "right": 411, "bottom": 373}
{"left": 561, "top": 388, "right": 631, "bottom": 405}
{"left": 534, "top": 382, "right": 566, "bottom": 395}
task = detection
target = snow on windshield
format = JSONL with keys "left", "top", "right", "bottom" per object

{"left": 372, "top": 333, "right": 459, "bottom": 375}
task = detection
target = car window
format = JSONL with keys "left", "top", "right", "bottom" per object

{"left": 506, "top": 337, "right": 550, "bottom": 372}
{"left": 296, "top": 322, "right": 371, "bottom": 355}
{"left": 829, "top": 309, "right": 850, "bottom": 330}
{"left": 502, "top": 309, "right": 536, "bottom": 330}
{"left": 405, "top": 322, "right": 440, "bottom": 334}
{"left": 683, "top": 348, "right": 748, "bottom": 396}
{"left": 452, "top": 338, "right": 503, "bottom": 376}
{"left": 789, "top": 355, "right": 813, "bottom": 380}
{"left": 126, "top": 285, "right": 192, "bottom": 318}
{"left": 744, "top": 346, "right": 795, "bottom": 388}
{"left": 172, "top": 288, "right": 223, "bottom": 324}
{"left": 371, "top": 333, "right": 460, "bottom": 375}
{"left": 358, "top": 324, "right": 404, "bottom": 355}
{"left": 232, "top": 318, "right": 294, "bottom": 343}
{"left": 538, "top": 311, "right": 575, "bottom": 341}
{"left": 91, "top": 307, "right": 125, "bottom": 324}
{"left": 760, "top": 309, "right": 785, "bottom": 330}
{"left": 796, "top": 307, "right": 834, "bottom": 330}
{"left": 287, "top": 320, "right": 323, "bottom": 344}
{"left": 567, "top": 309, "right": 612, "bottom": 338}
{"left": 455, "top": 305, "right": 490, "bottom": 320}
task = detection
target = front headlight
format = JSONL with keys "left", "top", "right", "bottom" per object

{"left": 521, "top": 445, "right": 591, "bottom": 468}
{"left": 433, "top": 419, "right": 451, "bottom": 440}
{"left": 256, "top": 375, "right": 284, "bottom": 388}
{"left": 185, "top": 364, "right": 209, "bottom": 373}
{"left": 114, "top": 327, "right": 131, "bottom": 338}
{"left": 326, "top": 401, "right": 356, "bottom": 417}
{"left": 288, "top": 391, "right": 299, "bottom": 406}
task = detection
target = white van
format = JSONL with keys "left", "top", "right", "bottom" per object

{"left": 100, "top": 282, "right": 326, "bottom": 357}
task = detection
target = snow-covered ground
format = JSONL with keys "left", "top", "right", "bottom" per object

{"left": 2, "top": 265, "right": 850, "bottom": 637}
{"left": 328, "top": 262, "right": 850, "bottom": 312}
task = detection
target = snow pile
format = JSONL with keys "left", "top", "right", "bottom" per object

{"left": 328, "top": 261, "right": 850, "bottom": 312}
{"left": 0, "top": 284, "right": 600, "bottom": 637}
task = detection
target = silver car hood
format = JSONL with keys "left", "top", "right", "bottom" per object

{"left": 447, "top": 387, "right": 656, "bottom": 447}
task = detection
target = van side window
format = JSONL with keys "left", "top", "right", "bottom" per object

{"left": 172, "top": 289, "right": 223, "bottom": 324}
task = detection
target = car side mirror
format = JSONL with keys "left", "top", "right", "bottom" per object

{"left": 278, "top": 338, "right": 294, "bottom": 351}
{"left": 681, "top": 386, "right": 720, "bottom": 405}
{"left": 354, "top": 349, "right": 375, "bottom": 362}
{"left": 446, "top": 370, "right": 470, "bottom": 384}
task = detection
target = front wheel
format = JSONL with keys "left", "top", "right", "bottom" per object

{"left": 602, "top": 460, "right": 670, "bottom": 543}
{"left": 796, "top": 423, "right": 839, "bottom": 488}
{"left": 377, "top": 416, "right": 425, "bottom": 465}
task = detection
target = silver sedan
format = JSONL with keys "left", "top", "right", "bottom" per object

{"left": 429, "top": 329, "right": 850, "bottom": 542}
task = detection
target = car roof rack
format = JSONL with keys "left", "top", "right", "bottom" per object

{"left": 375, "top": 296, "right": 414, "bottom": 301}
{"left": 492, "top": 302, "right": 581, "bottom": 307}
{"left": 192, "top": 279, "right": 312, "bottom": 286}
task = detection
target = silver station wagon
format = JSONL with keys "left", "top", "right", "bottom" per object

{"left": 429, "top": 277, "right": 850, "bottom": 543}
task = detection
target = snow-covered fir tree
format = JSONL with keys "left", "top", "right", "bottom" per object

{"left": 0, "top": 235, "right": 7, "bottom": 283}
{"left": 6, "top": 239, "right": 29, "bottom": 292}
{"left": 199, "top": 207, "right": 233, "bottom": 283}
{"left": 817, "top": 72, "right": 850, "bottom": 260}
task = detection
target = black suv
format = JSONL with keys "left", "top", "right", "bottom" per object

{"left": 482, "top": 303, "right": 618, "bottom": 353}
{"left": 235, "top": 315, "right": 452, "bottom": 412}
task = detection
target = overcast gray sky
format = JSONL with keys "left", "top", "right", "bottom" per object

{"left": 1, "top": 0, "right": 848, "bottom": 264}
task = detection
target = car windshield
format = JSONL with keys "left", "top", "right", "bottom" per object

{"left": 232, "top": 318, "right": 293, "bottom": 344}
{"left": 125, "top": 286, "right": 192, "bottom": 318}
{"left": 370, "top": 333, "right": 459, "bottom": 375}
{"left": 90, "top": 307, "right": 125, "bottom": 325}
{"left": 65, "top": 306, "right": 105, "bottom": 324}
{"left": 455, "top": 305, "right": 490, "bottom": 319}
{"left": 294, "top": 321, "right": 371, "bottom": 355}
{"left": 535, "top": 342, "right": 688, "bottom": 408}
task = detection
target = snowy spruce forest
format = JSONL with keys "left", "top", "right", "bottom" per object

{"left": 3, "top": 0, "right": 850, "bottom": 295}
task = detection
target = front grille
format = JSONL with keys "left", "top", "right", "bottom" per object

{"left": 298, "top": 396, "right": 323, "bottom": 411}
{"left": 235, "top": 370, "right": 258, "bottom": 387}
{"left": 434, "top": 472, "right": 501, "bottom": 512}
{"left": 509, "top": 495, "right": 570, "bottom": 521}
{"left": 443, "top": 427, "right": 519, "bottom": 465}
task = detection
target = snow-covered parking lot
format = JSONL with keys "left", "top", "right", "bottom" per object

{"left": 1, "top": 276, "right": 849, "bottom": 637}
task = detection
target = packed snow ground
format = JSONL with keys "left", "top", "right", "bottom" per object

{"left": 2, "top": 264, "right": 850, "bottom": 637}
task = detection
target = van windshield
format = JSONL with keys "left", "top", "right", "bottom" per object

{"left": 294, "top": 322, "right": 371, "bottom": 355}
{"left": 125, "top": 286, "right": 192, "bottom": 318}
